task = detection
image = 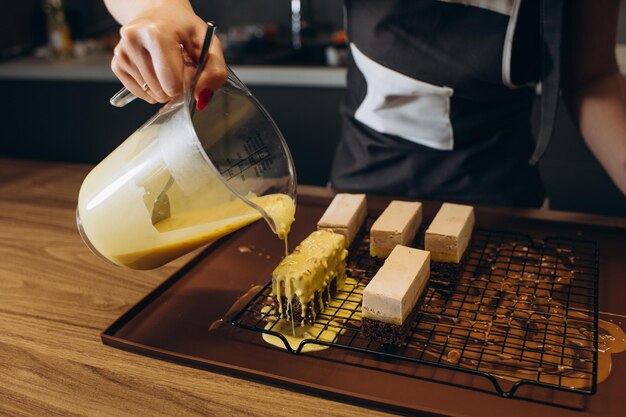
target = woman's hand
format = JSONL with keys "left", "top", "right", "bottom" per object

{"left": 106, "top": 0, "right": 227, "bottom": 109}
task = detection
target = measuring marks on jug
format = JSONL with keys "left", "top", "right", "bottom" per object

{"left": 219, "top": 133, "right": 273, "bottom": 183}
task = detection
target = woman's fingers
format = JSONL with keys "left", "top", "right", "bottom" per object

{"left": 120, "top": 24, "right": 170, "bottom": 103}
{"left": 111, "top": 64, "right": 157, "bottom": 105}
{"left": 146, "top": 38, "right": 185, "bottom": 99}
{"left": 149, "top": 45, "right": 185, "bottom": 99}
{"left": 193, "top": 35, "right": 228, "bottom": 110}
{"left": 111, "top": 46, "right": 156, "bottom": 104}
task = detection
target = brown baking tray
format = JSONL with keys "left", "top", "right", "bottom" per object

{"left": 102, "top": 192, "right": 626, "bottom": 416}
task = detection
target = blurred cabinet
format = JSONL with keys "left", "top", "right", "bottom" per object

{"left": 0, "top": 79, "right": 343, "bottom": 188}
{"left": 0, "top": 78, "right": 623, "bottom": 217}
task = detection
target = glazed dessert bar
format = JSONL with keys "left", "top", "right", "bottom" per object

{"left": 272, "top": 229, "right": 347, "bottom": 325}
{"left": 370, "top": 200, "right": 423, "bottom": 258}
{"left": 317, "top": 193, "right": 367, "bottom": 248}
{"left": 361, "top": 246, "right": 431, "bottom": 345}
{"left": 424, "top": 203, "right": 475, "bottom": 279}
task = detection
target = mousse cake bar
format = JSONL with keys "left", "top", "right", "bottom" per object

{"left": 425, "top": 203, "right": 475, "bottom": 279}
{"left": 361, "top": 246, "right": 431, "bottom": 345}
{"left": 317, "top": 193, "right": 367, "bottom": 248}
{"left": 272, "top": 229, "right": 347, "bottom": 325}
{"left": 370, "top": 200, "right": 423, "bottom": 258}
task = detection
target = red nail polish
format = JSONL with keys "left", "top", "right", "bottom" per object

{"left": 196, "top": 88, "right": 213, "bottom": 110}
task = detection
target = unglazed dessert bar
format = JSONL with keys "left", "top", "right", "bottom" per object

{"left": 317, "top": 193, "right": 367, "bottom": 248}
{"left": 361, "top": 246, "right": 430, "bottom": 345}
{"left": 424, "top": 203, "right": 475, "bottom": 278}
{"left": 370, "top": 200, "right": 423, "bottom": 258}
{"left": 272, "top": 229, "right": 347, "bottom": 325}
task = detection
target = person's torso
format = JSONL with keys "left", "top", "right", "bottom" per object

{"left": 332, "top": 0, "right": 548, "bottom": 207}
{"left": 344, "top": 0, "right": 541, "bottom": 150}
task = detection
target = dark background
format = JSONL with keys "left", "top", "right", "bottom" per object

{"left": 0, "top": 0, "right": 625, "bottom": 217}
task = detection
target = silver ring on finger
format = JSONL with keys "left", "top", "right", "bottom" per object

{"left": 141, "top": 82, "right": 149, "bottom": 92}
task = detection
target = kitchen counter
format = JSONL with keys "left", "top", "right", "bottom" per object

{"left": 0, "top": 52, "right": 347, "bottom": 88}
{"left": 0, "top": 158, "right": 382, "bottom": 417}
{"left": 1, "top": 157, "right": 625, "bottom": 416}
{"left": 1, "top": 45, "right": 626, "bottom": 87}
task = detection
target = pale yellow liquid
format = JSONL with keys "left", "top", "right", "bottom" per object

{"left": 78, "top": 124, "right": 295, "bottom": 270}
{"left": 113, "top": 193, "right": 294, "bottom": 269}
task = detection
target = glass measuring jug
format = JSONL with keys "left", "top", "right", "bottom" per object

{"left": 77, "top": 56, "right": 297, "bottom": 270}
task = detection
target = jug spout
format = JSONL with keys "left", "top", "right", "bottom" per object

{"left": 245, "top": 193, "right": 296, "bottom": 240}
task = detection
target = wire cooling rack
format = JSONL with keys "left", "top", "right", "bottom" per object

{"left": 231, "top": 219, "right": 599, "bottom": 398}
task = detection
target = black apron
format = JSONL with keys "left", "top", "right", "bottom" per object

{"left": 330, "top": 0, "right": 563, "bottom": 207}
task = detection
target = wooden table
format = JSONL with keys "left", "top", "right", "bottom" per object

{"left": 2, "top": 158, "right": 625, "bottom": 416}
{"left": 0, "top": 158, "right": 391, "bottom": 417}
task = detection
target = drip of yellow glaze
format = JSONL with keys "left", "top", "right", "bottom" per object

{"left": 254, "top": 193, "right": 295, "bottom": 240}
{"left": 289, "top": 299, "right": 296, "bottom": 338}
{"left": 208, "top": 284, "right": 265, "bottom": 331}
{"left": 262, "top": 277, "right": 362, "bottom": 352}
{"left": 262, "top": 310, "right": 335, "bottom": 353}
{"left": 597, "top": 318, "right": 626, "bottom": 354}
{"left": 284, "top": 237, "right": 289, "bottom": 258}
{"left": 272, "top": 230, "right": 347, "bottom": 325}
